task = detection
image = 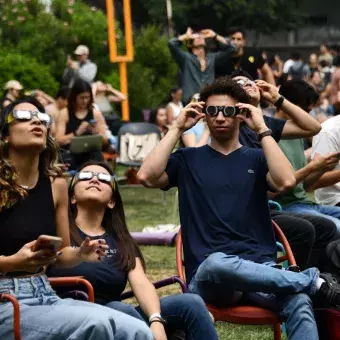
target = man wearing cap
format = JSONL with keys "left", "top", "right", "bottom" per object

{"left": 1, "top": 80, "right": 23, "bottom": 111}
{"left": 62, "top": 45, "right": 98, "bottom": 87}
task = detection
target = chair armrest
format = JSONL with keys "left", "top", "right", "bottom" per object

{"left": 48, "top": 276, "right": 95, "bottom": 302}
{"left": 0, "top": 293, "right": 21, "bottom": 340}
{"left": 120, "top": 275, "right": 188, "bottom": 300}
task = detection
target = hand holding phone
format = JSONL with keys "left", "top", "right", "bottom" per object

{"left": 32, "top": 235, "right": 63, "bottom": 252}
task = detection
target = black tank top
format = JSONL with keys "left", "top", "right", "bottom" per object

{"left": 0, "top": 174, "right": 56, "bottom": 256}
{"left": 65, "top": 108, "right": 94, "bottom": 135}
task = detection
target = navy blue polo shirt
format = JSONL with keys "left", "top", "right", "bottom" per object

{"left": 164, "top": 145, "right": 276, "bottom": 283}
{"left": 239, "top": 115, "right": 286, "bottom": 149}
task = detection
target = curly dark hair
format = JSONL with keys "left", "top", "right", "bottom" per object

{"left": 0, "top": 97, "right": 63, "bottom": 212}
{"left": 199, "top": 76, "right": 251, "bottom": 104}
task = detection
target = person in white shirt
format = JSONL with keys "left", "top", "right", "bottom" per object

{"left": 312, "top": 115, "right": 340, "bottom": 206}
{"left": 166, "top": 86, "right": 183, "bottom": 124}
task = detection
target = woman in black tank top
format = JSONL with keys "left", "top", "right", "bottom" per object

{"left": 0, "top": 97, "right": 153, "bottom": 340}
{"left": 55, "top": 79, "right": 107, "bottom": 169}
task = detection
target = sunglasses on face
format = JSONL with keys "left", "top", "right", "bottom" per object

{"left": 204, "top": 106, "right": 249, "bottom": 117}
{"left": 6, "top": 110, "right": 53, "bottom": 128}
{"left": 234, "top": 78, "right": 256, "bottom": 88}
{"left": 74, "top": 171, "right": 116, "bottom": 189}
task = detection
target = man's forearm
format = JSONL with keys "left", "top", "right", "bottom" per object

{"left": 308, "top": 170, "right": 340, "bottom": 191}
{"left": 261, "top": 134, "right": 296, "bottom": 190}
{"left": 282, "top": 99, "right": 321, "bottom": 134}
{"left": 138, "top": 125, "right": 182, "bottom": 183}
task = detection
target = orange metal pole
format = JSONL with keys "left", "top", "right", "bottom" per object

{"left": 123, "top": 0, "right": 134, "bottom": 60}
{"left": 106, "top": 0, "right": 133, "bottom": 121}
{"left": 119, "top": 62, "right": 129, "bottom": 121}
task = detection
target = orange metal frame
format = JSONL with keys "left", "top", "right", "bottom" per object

{"left": 106, "top": 0, "right": 134, "bottom": 121}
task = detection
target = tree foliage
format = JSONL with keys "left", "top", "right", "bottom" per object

{"left": 132, "top": 0, "right": 306, "bottom": 35}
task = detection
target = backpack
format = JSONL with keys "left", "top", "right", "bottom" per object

{"left": 289, "top": 63, "right": 305, "bottom": 80}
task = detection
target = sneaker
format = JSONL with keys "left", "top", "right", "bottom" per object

{"left": 316, "top": 273, "right": 340, "bottom": 307}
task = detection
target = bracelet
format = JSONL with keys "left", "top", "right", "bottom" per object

{"left": 150, "top": 319, "right": 166, "bottom": 325}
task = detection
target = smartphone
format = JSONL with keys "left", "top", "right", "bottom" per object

{"left": 89, "top": 119, "right": 97, "bottom": 126}
{"left": 32, "top": 235, "right": 63, "bottom": 252}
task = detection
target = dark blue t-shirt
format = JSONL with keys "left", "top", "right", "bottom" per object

{"left": 239, "top": 115, "right": 286, "bottom": 149}
{"left": 164, "top": 145, "right": 276, "bottom": 283}
{"left": 47, "top": 229, "right": 128, "bottom": 304}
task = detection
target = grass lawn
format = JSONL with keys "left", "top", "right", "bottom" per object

{"left": 120, "top": 184, "right": 286, "bottom": 340}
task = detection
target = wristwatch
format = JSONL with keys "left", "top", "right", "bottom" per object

{"left": 149, "top": 313, "right": 167, "bottom": 325}
{"left": 274, "top": 95, "right": 285, "bottom": 109}
{"left": 258, "top": 129, "right": 272, "bottom": 141}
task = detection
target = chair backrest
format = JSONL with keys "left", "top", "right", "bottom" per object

{"left": 175, "top": 220, "right": 296, "bottom": 285}
{"left": 118, "top": 122, "right": 162, "bottom": 166}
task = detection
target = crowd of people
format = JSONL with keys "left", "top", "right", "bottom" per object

{"left": 2, "top": 25, "right": 340, "bottom": 340}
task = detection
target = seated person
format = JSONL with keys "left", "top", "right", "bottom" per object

{"left": 48, "top": 161, "right": 218, "bottom": 340}
{"left": 231, "top": 70, "right": 337, "bottom": 271}
{"left": 149, "top": 107, "right": 169, "bottom": 138}
{"left": 138, "top": 77, "right": 340, "bottom": 340}
{"left": 55, "top": 79, "right": 107, "bottom": 170}
{"left": 166, "top": 87, "right": 184, "bottom": 124}
{"left": 45, "top": 86, "right": 70, "bottom": 136}
{"left": 272, "top": 80, "right": 340, "bottom": 234}
{"left": 0, "top": 97, "right": 153, "bottom": 340}
{"left": 311, "top": 113, "right": 340, "bottom": 207}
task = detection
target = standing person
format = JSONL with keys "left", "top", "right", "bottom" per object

{"left": 0, "top": 80, "right": 23, "bottom": 110}
{"left": 0, "top": 97, "right": 154, "bottom": 340}
{"left": 149, "top": 107, "right": 169, "bottom": 138}
{"left": 268, "top": 54, "right": 283, "bottom": 85}
{"left": 63, "top": 45, "right": 98, "bottom": 87}
{"left": 48, "top": 161, "right": 219, "bottom": 340}
{"left": 166, "top": 87, "right": 183, "bottom": 124}
{"left": 137, "top": 77, "right": 340, "bottom": 340}
{"left": 168, "top": 27, "right": 235, "bottom": 103}
{"left": 309, "top": 53, "right": 320, "bottom": 74}
{"left": 215, "top": 28, "right": 275, "bottom": 85}
{"left": 318, "top": 44, "right": 333, "bottom": 67}
{"left": 287, "top": 52, "right": 310, "bottom": 81}
{"left": 55, "top": 79, "right": 107, "bottom": 169}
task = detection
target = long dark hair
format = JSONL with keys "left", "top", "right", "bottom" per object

{"left": 67, "top": 79, "right": 93, "bottom": 117}
{"left": 68, "top": 161, "right": 145, "bottom": 272}
{"left": 0, "top": 97, "right": 62, "bottom": 212}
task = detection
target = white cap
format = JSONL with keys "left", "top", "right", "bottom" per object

{"left": 74, "top": 45, "right": 89, "bottom": 55}
{"left": 4, "top": 80, "right": 23, "bottom": 91}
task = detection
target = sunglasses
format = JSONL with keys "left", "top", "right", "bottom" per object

{"left": 6, "top": 110, "right": 53, "bottom": 128}
{"left": 234, "top": 78, "right": 256, "bottom": 88}
{"left": 204, "top": 106, "right": 249, "bottom": 117}
{"left": 72, "top": 171, "right": 116, "bottom": 190}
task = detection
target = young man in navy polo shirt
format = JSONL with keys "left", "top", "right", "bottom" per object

{"left": 138, "top": 77, "right": 340, "bottom": 340}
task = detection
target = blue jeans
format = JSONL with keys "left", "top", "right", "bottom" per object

{"left": 106, "top": 293, "right": 218, "bottom": 340}
{"left": 0, "top": 275, "right": 153, "bottom": 340}
{"left": 188, "top": 253, "right": 319, "bottom": 340}
{"left": 284, "top": 203, "right": 340, "bottom": 235}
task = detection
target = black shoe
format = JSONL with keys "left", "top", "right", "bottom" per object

{"left": 316, "top": 273, "right": 340, "bottom": 307}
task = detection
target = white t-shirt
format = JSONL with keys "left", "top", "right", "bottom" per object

{"left": 312, "top": 115, "right": 340, "bottom": 206}
{"left": 167, "top": 102, "right": 183, "bottom": 119}
{"left": 283, "top": 59, "right": 294, "bottom": 73}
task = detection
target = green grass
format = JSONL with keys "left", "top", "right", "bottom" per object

{"left": 120, "top": 185, "right": 286, "bottom": 340}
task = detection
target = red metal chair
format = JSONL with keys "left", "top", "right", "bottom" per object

{"left": 175, "top": 220, "right": 297, "bottom": 340}
{"left": 0, "top": 276, "right": 95, "bottom": 340}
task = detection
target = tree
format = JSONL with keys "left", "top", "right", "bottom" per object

{"left": 126, "top": 25, "right": 177, "bottom": 120}
{"left": 130, "top": 0, "right": 306, "bottom": 35}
